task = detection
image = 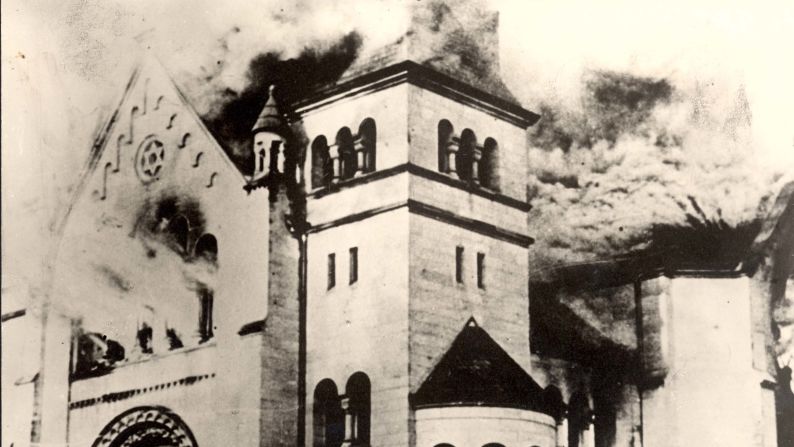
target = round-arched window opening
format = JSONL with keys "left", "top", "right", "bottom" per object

{"left": 194, "top": 233, "right": 218, "bottom": 263}
{"left": 92, "top": 406, "right": 197, "bottom": 447}
{"left": 346, "top": 372, "right": 371, "bottom": 444}
{"left": 314, "top": 379, "right": 344, "bottom": 447}
{"left": 437, "top": 119, "right": 454, "bottom": 173}
{"left": 358, "top": 118, "right": 377, "bottom": 173}
{"left": 311, "top": 135, "right": 331, "bottom": 189}
{"left": 458, "top": 129, "right": 477, "bottom": 182}
{"left": 166, "top": 215, "right": 190, "bottom": 253}
{"left": 336, "top": 127, "right": 356, "bottom": 180}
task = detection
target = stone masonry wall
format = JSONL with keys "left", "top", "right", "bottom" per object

{"left": 260, "top": 186, "right": 300, "bottom": 446}
{"left": 305, "top": 208, "right": 411, "bottom": 447}
{"left": 408, "top": 213, "right": 530, "bottom": 390}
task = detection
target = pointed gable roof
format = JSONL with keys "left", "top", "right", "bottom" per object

{"left": 413, "top": 318, "right": 549, "bottom": 413}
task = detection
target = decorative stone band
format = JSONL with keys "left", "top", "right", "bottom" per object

{"left": 307, "top": 163, "right": 531, "bottom": 212}
{"left": 306, "top": 199, "right": 533, "bottom": 248}
{"left": 70, "top": 373, "right": 215, "bottom": 410}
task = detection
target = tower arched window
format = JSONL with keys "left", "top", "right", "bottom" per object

{"left": 458, "top": 129, "right": 477, "bottom": 183}
{"left": 357, "top": 118, "right": 377, "bottom": 174}
{"left": 337, "top": 127, "right": 356, "bottom": 180}
{"left": 345, "top": 372, "right": 371, "bottom": 445}
{"left": 438, "top": 119, "right": 455, "bottom": 174}
{"left": 311, "top": 136, "right": 331, "bottom": 189}
{"left": 258, "top": 148, "right": 266, "bottom": 174}
{"left": 314, "top": 379, "right": 344, "bottom": 447}
{"left": 481, "top": 137, "right": 499, "bottom": 191}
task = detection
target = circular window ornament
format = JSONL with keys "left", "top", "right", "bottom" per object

{"left": 135, "top": 138, "right": 166, "bottom": 183}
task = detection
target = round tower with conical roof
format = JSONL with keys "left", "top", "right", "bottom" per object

{"left": 251, "top": 85, "right": 289, "bottom": 181}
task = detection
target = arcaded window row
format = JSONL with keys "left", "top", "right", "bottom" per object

{"left": 308, "top": 118, "right": 501, "bottom": 193}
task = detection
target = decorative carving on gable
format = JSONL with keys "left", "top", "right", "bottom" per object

{"left": 206, "top": 172, "right": 218, "bottom": 188}
{"left": 135, "top": 137, "right": 167, "bottom": 183}
{"left": 178, "top": 132, "right": 191, "bottom": 149}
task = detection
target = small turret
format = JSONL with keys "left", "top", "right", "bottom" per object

{"left": 251, "top": 85, "right": 289, "bottom": 181}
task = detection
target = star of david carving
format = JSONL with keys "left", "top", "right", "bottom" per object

{"left": 136, "top": 138, "right": 166, "bottom": 183}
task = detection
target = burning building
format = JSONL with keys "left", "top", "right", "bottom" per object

{"left": 2, "top": 0, "right": 792, "bottom": 446}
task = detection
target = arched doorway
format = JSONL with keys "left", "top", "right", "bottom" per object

{"left": 92, "top": 406, "right": 198, "bottom": 447}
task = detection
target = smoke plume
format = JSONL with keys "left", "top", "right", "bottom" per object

{"left": 199, "top": 32, "right": 363, "bottom": 173}
{"left": 527, "top": 70, "right": 775, "bottom": 276}
{"left": 526, "top": 70, "right": 794, "bottom": 366}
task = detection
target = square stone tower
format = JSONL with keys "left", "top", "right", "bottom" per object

{"left": 294, "top": 1, "right": 540, "bottom": 445}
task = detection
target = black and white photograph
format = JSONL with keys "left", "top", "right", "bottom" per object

{"left": 2, "top": 0, "right": 793, "bottom": 446}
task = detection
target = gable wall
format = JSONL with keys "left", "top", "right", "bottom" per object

{"left": 43, "top": 62, "right": 270, "bottom": 447}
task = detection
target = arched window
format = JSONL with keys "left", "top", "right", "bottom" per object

{"left": 345, "top": 372, "right": 371, "bottom": 445}
{"left": 314, "top": 379, "right": 344, "bottom": 447}
{"left": 482, "top": 444, "right": 506, "bottom": 447}
{"left": 434, "top": 444, "right": 456, "bottom": 447}
{"left": 311, "top": 136, "right": 331, "bottom": 189}
{"left": 336, "top": 127, "right": 356, "bottom": 180}
{"left": 166, "top": 215, "right": 190, "bottom": 253}
{"left": 194, "top": 234, "right": 218, "bottom": 263}
{"left": 258, "top": 148, "right": 266, "bottom": 174}
{"left": 458, "top": 129, "right": 477, "bottom": 183}
{"left": 481, "top": 137, "right": 499, "bottom": 191}
{"left": 136, "top": 322, "right": 153, "bottom": 354}
{"left": 197, "top": 285, "right": 214, "bottom": 343}
{"left": 357, "top": 118, "right": 377, "bottom": 174}
{"left": 438, "top": 119, "right": 454, "bottom": 174}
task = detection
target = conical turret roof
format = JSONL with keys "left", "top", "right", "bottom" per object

{"left": 252, "top": 85, "right": 288, "bottom": 135}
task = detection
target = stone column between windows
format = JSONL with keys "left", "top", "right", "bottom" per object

{"left": 471, "top": 143, "right": 483, "bottom": 185}
{"left": 353, "top": 137, "right": 366, "bottom": 176}
{"left": 329, "top": 144, "right": 341, "bottom": 182}
{"left": 340, "top": 396, "right": 353, "bottom": 446}
{"left": 446, "top": 137, "right": 460, "bottom": 178}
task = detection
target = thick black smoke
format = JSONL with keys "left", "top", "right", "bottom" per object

{"left": 527, "top": 70, "right": 772, "bottom": 281}
{"left": 530, "top": 71, "right": 674, "bottom": 155}
{"left": 202, "top": 31, "right": 363, "bottom": 173}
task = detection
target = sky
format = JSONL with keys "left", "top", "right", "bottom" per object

{"left": 2, "top": 0, "right": 794, "bottom": 303}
